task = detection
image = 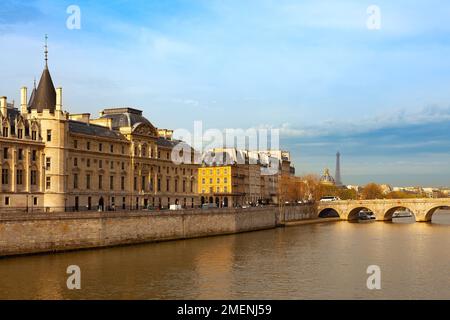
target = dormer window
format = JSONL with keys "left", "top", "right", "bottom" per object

{"left": 31, "top": 130, "right": 37, "bottom": 141}
{"left": 2, "top": 126, "right": 8, "bottom": 137}
{"left": 17, "top": 129, "right": 23, "bottom": 139}
{"left": 47, "top": 129, "right": 52, "bottom": 142}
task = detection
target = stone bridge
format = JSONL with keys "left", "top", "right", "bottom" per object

{"left": 317, "top": 198, "right": 450, "bottom": 222}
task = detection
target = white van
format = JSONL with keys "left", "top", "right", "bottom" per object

{"left": 169, "top": 204, "right": 182, "bottom": 211}
{"left": 319, "top": 196, "right": 341, "bottom": 202}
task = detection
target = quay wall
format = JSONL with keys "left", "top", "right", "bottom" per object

{"left": 0, "top": 205, "right": 315, "bottom": 257}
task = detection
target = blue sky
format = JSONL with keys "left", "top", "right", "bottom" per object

{"left": 1, "top": 0, "right": 450, "bottom": 186}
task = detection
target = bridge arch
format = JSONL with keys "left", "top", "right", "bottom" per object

{"left": 318, "top": 208, "right": 341, "bottom": 218}
{"left": 384, "top": 206, "right": 416, "bottom": 221}
{"left": 347, "top": 207, "right": 377, "bottom": 221}
{"left": 423, "top": 206, "right": 450, "bottom": 222}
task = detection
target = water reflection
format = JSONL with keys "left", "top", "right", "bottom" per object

{"left": 0, "top": 211, "right": 449, "bottom": 299}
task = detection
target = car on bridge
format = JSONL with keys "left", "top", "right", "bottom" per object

{"left": 320, "top": 196, "right": 341, "bottom": 202}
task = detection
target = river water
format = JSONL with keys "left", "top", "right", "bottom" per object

{"left": 1, "top": 211, "right": 450, "bottom": 300}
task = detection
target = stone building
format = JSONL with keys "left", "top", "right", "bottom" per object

{"left": 0, "top": 50, "right": 199, "bottom": 212}
{"left": 197, "top": 148, "right": 295, "bottom": 206}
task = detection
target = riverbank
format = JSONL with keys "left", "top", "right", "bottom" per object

{"left": 0, "top": 205, "right": 322, "bottom": 257}
{"left": 279, "top": 217, "right": 341, "bottom": 227}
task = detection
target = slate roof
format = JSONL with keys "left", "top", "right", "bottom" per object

{"left": 68, "top": 120, "right": 127, "bottom": 141}
{"left": 100, "top": 108, "right": 154, "bottom": 130}
{"left": 29, "top": 66, "right": 56, "bottom": 113}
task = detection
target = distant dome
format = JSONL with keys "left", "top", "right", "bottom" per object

{"left": 320, "top": 168, "right": 335, "bottom": 186}
{"left": 100, "top": 107, "right": 153, "bottom": 129}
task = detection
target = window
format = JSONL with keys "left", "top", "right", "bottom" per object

{"left": 86, "top": 174, "right": 91, "bottom": 189}
{"left": 31, "top": 130, "right": 37, "bottom": 140}
{"left": 224, "top": 186, "right": 228, "bottom": 193}
{"left": 121, "top": 176, "right": 125, "bottom": 190}
{"left": 217, "top": 169, "right": 220, "bottom": 174}
{"left": 209, "top": 178, "right": 213, "bottom": 184}
{"left": 74, "top": 157, "right": 78, "bottom": 167}
{"left": 73, "top": 174, "right": 78, "bottom": 189}
{"left": 46, "top": 177, "right": 51, "bottom": 190}
{"left": 3, "top": 147, "right": 8, "bottom": 159}
{"left": 87, "top": 159, "right": 90, "bottom": 167}
{"left": 99, "top": 160, "right": 103, "bottom": 169}
{"left": 31, "top": 170, "right": 37, "bottom": 185}
{"left": 87, "top": 141, "right": 90, "bottom": 150}
{"left": 4, "top": 196, "right": 10, "bottom": 206}
{"left": 175, "top": 179, "right": 178, "bottom": 192}
{"left": 121, "top": 145, "right": 125, "bottom": 154}
{"left": 224, "top": 177, "right": 228, "bottom": 183}
{"left": 2, "top": 126, "right": 8, "bottom": 137}
{"left": 99, "top": 143, "right": 103, "bottom": 152}
{"left": 32, "top": 150, "right": 37, "bottom": 161}
{"left": 158, "top": 151, "right": 161, "bottom": 158}
{"left": 18, "top": 149, "right": 23, "bottom": 161}
{"left": 46, "top": 157, "right": 51, "bottom": 170}
{"left": 166, "top": 179, "right": 170, "bottom": 192}
{"left": 166, "top": 167, "right": 169, "bottom": 174}
{"left": 134, "top": 147, "right": 138, "bottom": 156}
{"left": 216, "top": 187, "right": 220, "bottom": 192}
{"left": 2, "top": 169, "right": 9, "bottom": 184}
{"left": 110, "top": 176, "right": 114, "bottom": 190}
{"left": 183, "top": 180, "right": 186, "bottom": 192}
{"left": 202, "top": 178, "right": 205, "bottom": 184}
{"left": 17, "top": 129, "right": 23, "bottom": 139}
{"left": 33, "top": 197, "right": 38, "bottom": 205}
{"left": 99, "top": 175, "right": 103, "bottom": 189}
{"left": 150, "top": 178, "right": 154, "bottom": 191}
{"left": 157, "top": 178, "right": 161, "bottom": 192}
{"left": 210, "top": 187, "right": 213, "bottom": 193}
{"left": 217, "top": 178, "right": 220, "bottom": 184}
{"left": 121, "top": 162, "right": 125, "bottom": 170}
{"left": 110, "top": 144, "right": 114, "bottom": 153}
{"left": 46, "top": 129, "right": 52, "bottom": 142}
{"left": 166, "top": 152, "right": 169, "bottom": 160}
{"left": 190, "top": 181, "right": 193, "bottom": 192}
{"left": 110, "top": 161, "right": 114, "bottom": 170}
{"left": 74, "top": 140, "right": 78, "bottom": 149}
{"left": 141, "top": 176, "right": 146, "bottom": 191}
{"left": 16, "top": 169, "right": 23, "bottom": 185}
{"left": 134, "top": 177, "right": 137, "bottom": 191}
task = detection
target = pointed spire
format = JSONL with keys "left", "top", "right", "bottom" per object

{"left": 29, "top": 35, "right": 56, "bottom": 113}
{"left": 44, "top": 34, "right": 48, "bottom": 68}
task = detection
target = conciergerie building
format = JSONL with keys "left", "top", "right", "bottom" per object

{"left": 0, "top": 44, "right": 199, "bottom": 212}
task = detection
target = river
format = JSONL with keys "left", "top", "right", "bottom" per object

{"left": 1, "top": 210, "right": 450, "bottom": 300}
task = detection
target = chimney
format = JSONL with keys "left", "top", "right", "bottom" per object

{"left": 56, "top": 87, "right": 62, "bottom": 111}
{"left": 0, "top": 96, "right": 7, "bottom": 116}
{"left": 21, "top": 87, "right": 28, "bottom": 114}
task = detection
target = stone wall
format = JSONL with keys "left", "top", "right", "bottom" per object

{"left": 0, "top": 205, "right": 315, "bottom": 257}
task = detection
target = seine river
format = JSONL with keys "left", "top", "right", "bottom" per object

{"left": 1, "top": 211, "right": 450, "bottom": 300}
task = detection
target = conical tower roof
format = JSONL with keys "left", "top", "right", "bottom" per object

{"left": 29, "top": 35, "right": 56, "bottom": 113}
{"left": 29, "top": 66, "right": 56, "bottom": 113}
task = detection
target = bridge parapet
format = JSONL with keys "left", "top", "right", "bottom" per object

{"left": 317, "top": 198, "right": 450, "bottom": 222}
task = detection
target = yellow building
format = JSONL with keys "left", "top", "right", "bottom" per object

{"left": 198, "top": 163, "right": 267, "bottom": 207}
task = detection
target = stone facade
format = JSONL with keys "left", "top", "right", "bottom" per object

{"left": 0, "top": 59, "right": 199, "bottom": 212}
